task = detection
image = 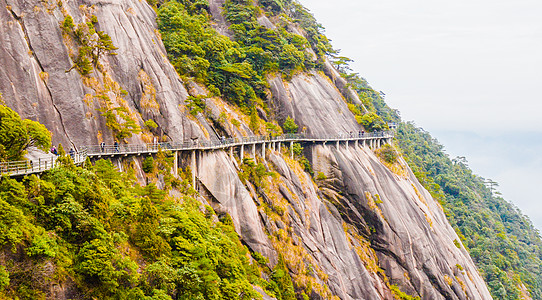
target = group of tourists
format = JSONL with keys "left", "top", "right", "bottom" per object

{"left": 100, "top": 141, "right": 120, "bottom": 153}
{"left": 50, "top": 145, "right": 77, "bottom": 159}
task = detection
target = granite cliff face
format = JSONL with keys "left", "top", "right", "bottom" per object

{"left": 0, "top": 0, "right": 492, "bottom": 298}
{"left": 0, "top": 0, "right": 205, "bottom": 149}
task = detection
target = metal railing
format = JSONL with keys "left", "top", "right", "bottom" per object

{"left": 0, "top": 148, "right": 88, "bottom": 177}
{"left": 0, "top": 131, "right": 393, "bottom": 176}
{"left": 85, "top": 131, "right": 393, "bottom": 156}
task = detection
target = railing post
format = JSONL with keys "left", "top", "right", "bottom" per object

{"left": 173, "top": 151, "right": 178, "bottom": 177}
{"left": 290, "top": 141, "right": 294, "bottom": 159}
{"left": 191, "top": 150, "right": 196, "bottom": 188}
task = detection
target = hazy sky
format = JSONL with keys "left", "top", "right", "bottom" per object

{"left": 297, "top": 0, "right": 542, "bottom": 229}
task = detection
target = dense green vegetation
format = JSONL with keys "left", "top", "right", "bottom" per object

{"left": 0, "top": 157, "right": 307, "bottom": 299}
{"left": 0, "top": 112, "right": 299, "bottom": 300}
{"left": 0, "top": 103, "right": 51, "bottom": 162}
{"left": 157, "top": 0, "right": 334, "bottom": 112}
{"left": 158, "top": 0, "right": 266, "bottom": 108}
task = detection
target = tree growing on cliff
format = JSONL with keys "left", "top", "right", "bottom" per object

{"left": 283, "top": 116, "right": 298, "bottom": 134}
{"left": 0, "top": 105, "right": 51, "bottom": 161}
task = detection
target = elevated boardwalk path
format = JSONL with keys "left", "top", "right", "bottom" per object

{"left": 0, "top": 131, "right": 393, "bottom": 178}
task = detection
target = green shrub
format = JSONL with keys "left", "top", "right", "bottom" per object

{"left": 239, "top": 158, "right": 271, "bottom": 188}
{"left": 75, "top": 238, "right": 138, "bottom": 292}
{"left": 0, "top": 197, "right": 27, "bottom": 248}
{"left": 390, "top": 285, "right": 420, "bottom": 300}
{"left": 376, "top": 144, "right": 398, "bottom": 164}
{"left": 0, "top": 265, "right": 9, "bottom": 291}
{"left": 0, "top": 105, "right": 51, "bottom": 161}
{"left": 269, "top": 256, "right": 296, "bottom": 300}
{"left": 145, "top": 119, "right": 158, "bottom": 130}
{"left": 453, "top": 239, "right": 461, "bottom": 249}
{"left": 316, "top": 172, "right": 327, "bottom": 181}
{"left": 100, "top": 107, "right": 141, "bottom": 141}
{"left": 26, "top": 232, "right": 58, "bottom": 258}
{"left": 251, "top": 251, "right": 269, "bottom": 265}
{"left": 358, "top": 112, "right": 387, "bottom": 132}
{"left": 143, "top": 156, "right": 155, "bottom": 173}
{"left": 186, "top": 96, "right": 207, "bottom": 116}
{"left": 283, "top": 116, "right": 298, "bottom": 134}
{"left": 298, "top": 157, "right": 313, "bottom": 175}
{"left": 61, "top": 15, "right": 75, "bottom": 32}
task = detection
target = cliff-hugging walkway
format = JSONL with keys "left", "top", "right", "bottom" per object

{"left": 0, "top": 131, "right": 394, "bottom": 178}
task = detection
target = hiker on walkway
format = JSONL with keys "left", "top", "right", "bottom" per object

{"left": 50, "top": 146, "right": 58, "bottom": 156}
{"left": 100, "top": 142, "right": 105, "bottom": 152}
{"left": 114, "top": 141, "right": 119, "bottom": 153}
{"left": 69, "top": 148, "right": 75, "bottom": 159}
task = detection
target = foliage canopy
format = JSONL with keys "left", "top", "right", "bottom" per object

{"left": 0, "top": 105, "right": 51, "bottom": 161}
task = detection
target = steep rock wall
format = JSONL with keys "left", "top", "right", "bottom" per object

{"left": 0, "top": 0, "right": 205, "bottom": 147}
{"left": 269, "top": 73, "right": 492, "bottom": 299}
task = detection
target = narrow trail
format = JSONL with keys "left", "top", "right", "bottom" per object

{"left": 0, "top": 131, "right": 394, "bottom": 177}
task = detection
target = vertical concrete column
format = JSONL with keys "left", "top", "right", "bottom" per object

{"left": 355, "top": 140, "right": 358, "bottom": 148}
{"left": 278, "top": 142, "right": 281, "bottom": 152}
{"left": 290, "top": 141, "right": 294, "bottom": 158}
{"left": 262, "top": 142, "right": 266, "bottom": 160}
{"left": 229, "top": 147, "right": 233, "bottom": 160}
{"left": 191, "top": 150, "right": 196, "bottom": 187}
{"left": 240, "top": 144, "right": 244, "bottom": 159}
{"left": 346, "top": 141, "right": 349, "bottom": 150}
{"left": 252, "top": 144, "right": 256, "bottom": 159}
{"left": 173, "top": 151, "right": 178, "bottom": 176}
{"left": 336, "top": 141, "right": 340, "bottom": 149}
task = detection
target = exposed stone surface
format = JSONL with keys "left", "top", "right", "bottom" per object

{"left": 0, "top": 0, "right": 205, "bottom": 148}
{"left": 310, "top": 145, "right": 492, "bottom": 299}
{"left": 322, "top": 59, "right": 366, "bottom": 110}
{"left": 269, "top": 72, "right": 492, "bottom": 299}
{"left": 267, "top": 151, "right": 392, "bottom": 300}
{"left": 268, "top": 72, "right": 359, "bottom": 135}
{"left": 196, "top": 150, "right": 278, "bottom": 264}
{"left": 208, "top": 0, "right": 232, "bottom": 37}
